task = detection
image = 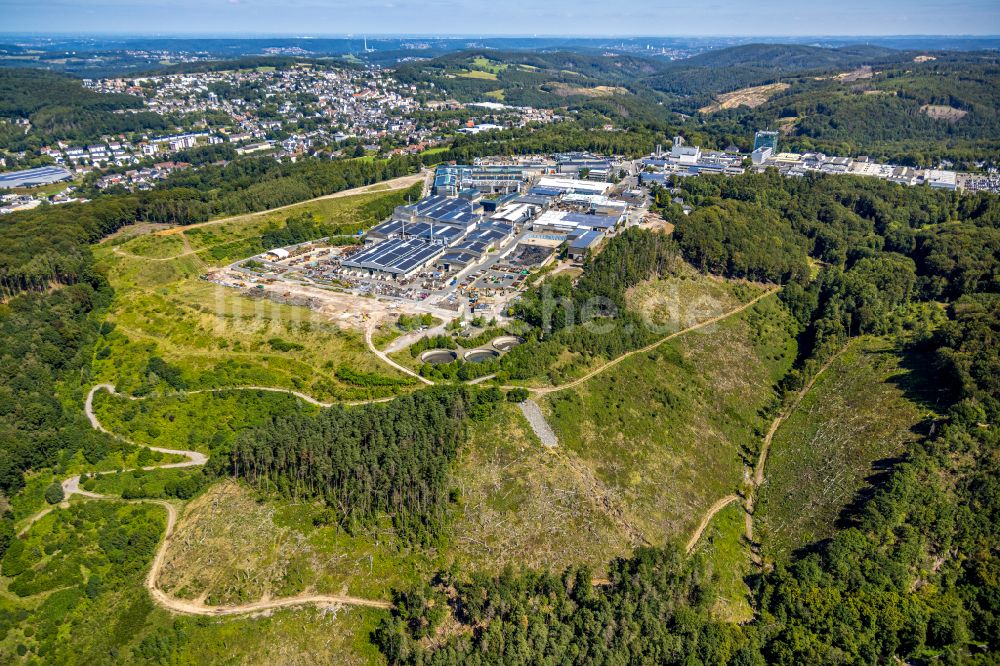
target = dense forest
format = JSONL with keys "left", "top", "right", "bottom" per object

{"left": 690, "top": 59, "right": 1000, "bottom": 166}
{"left": 0, "top": 69, "right": 171, "bottom": 151}
{"left": 645, "top": 43, "right": 905, "bottom": 101}
{"left": 228, "top": 387, "right": 502, "bottom": 544}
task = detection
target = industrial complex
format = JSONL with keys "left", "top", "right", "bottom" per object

{"left": 208, "top": 153, "right": 638, "bottom": 321}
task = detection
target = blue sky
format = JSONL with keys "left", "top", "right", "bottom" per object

{"left": 3, "top": 0, "right": 1000, "bottom": 36}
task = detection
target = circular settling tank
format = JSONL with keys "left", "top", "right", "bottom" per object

{"left": 492, "top": 336, "right": 524, "bottom": 352}
{"left": 464, "top": 349, "right": 501, "bottom": 363}
{"left": 420, "top": 349, "right": 458, "bottom": 365}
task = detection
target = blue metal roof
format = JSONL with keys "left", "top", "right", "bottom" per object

{"left": 0, "top": 166, "right": 72, "bottom": 189}
{"left": 561, "top": 212, "right": 618, "bottom": 229}
{"left": 569, "top": 230, "right": 603, "bottom": 250}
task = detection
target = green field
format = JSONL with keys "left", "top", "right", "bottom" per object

{"left": 755, "top": 337, "right": 938, "bottom": 560}
{"left": 693, "top": 501, "right": 753, "bottom": 623}
{"left": 90, "top": 188, "right": 421, "bottom": 402}
{"left": 457, "top": 69, "right": 498, "bottom": 80}
{"left": 542, "top": 294, "right": 798, "bottom": 547}
{"left": 502, "top": 270, "right": 771, "bottom": 389}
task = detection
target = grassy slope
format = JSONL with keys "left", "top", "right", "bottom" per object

{"left": 542, "top": 294, "right": 797, "bottom": 548}
{"left": 446, "top": 403, "right": 634, "bottom": 575}
{"left": 91, "top": 190, "right": 417, "bottom": 402}
{"left": 92, "top": 389, "right": 318, "bottom": 457}
{"left": 159, "top": 481, "right": 442, "bottom": 605}
{"left": 694, "top": 501, "right": 753, "bottom": 623}
{"left": 180, "top": 189, "right": 409, "bottom": 264}
{"left": 756, "top": 337, "right": 938, "bottom": 560}
{"left": 2, "top": 273, "right": 804, "bottom": 663}
{"left": 508, "top": 269, "right": 770, "bottom": 389}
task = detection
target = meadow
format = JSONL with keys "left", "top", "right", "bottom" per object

{"left": 91, "top": 187, "right": 422, "bottom": 402}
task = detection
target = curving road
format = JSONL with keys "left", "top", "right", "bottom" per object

{"left": 365, "top": 321, "right": 434, "bottom": 386}
{"left": 19, "top": 383, "right": 391, "bottom": 615}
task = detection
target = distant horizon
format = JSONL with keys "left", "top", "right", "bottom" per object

{"left": 2, "top": 32, "right": 999, "bottom": 40}
{"left": 6, "top": 0, "right": 1000, "bottom": 39}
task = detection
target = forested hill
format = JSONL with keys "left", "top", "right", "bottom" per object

{"left": 640, "top": 43, "right": 907, "bottom": 97}
{"left": 0, "top": 68, "right": 166, "bottom": 151}
{"left": 688, "top": 56, "right": 1000, "bottom": 166}
{"left": 399, "top": 49, "right": 665, "bottom": 84}
{"left": 674, "top": 43, "right": 901, "bottom": 70}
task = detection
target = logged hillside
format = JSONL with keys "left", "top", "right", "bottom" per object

{"left": 643, "top": 43, "right": 906, "bottom": 102}
{"left": 688, "top": 55, "right": 1000, "bottom": 165}
{"left": 757, "top": 336, "right": 939, "bottom": 559}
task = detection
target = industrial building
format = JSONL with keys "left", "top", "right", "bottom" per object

{"left": 0, "top": 166, "right": 72, "bottom": 189}
{"left": 392, "top": 194, "right": 481, "bottom": 231}
{"left": 531, "top": 210, "right": 620, "bottom": 234}
{"left": 433, "top": 164, "right": 530, "bottom": 196}
{"left": 568, "top": 230, "right": 604, "bottom": 261}
{"left": 754, "top": 130, "right": 780, "bottom": 152}
{"left": 341, "top": 237, "right": 446, "bottom": 277}
{"left": 342, "top": 195, "right": 518, "bottom": 279}
{"left": 532, "top": 177, "right": 612, "bottom": 196}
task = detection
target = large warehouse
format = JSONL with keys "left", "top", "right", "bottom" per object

{"left": 343, "top": 196, "right": 513, "bottom": 279}
{"left": 0, "top": 166, "right": 72, "bottom": 189}
{"left": 341, "top": 237, "right": 446, "bottom": 277}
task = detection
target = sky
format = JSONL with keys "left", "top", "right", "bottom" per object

{"left": 3, "top": 0, "right": 1000, "bottom": 37}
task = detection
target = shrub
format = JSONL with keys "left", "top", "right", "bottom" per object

{"left": 44, "top": 482, "right": 64, "bottom": 505}
{"left": 506, "top": 388, "right": 530, "bottom": 403}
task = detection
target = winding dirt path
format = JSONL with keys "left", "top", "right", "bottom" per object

{"left": 743, "top": 348, "right": 846, "bottom": 544}
{"left": 19, "top": 384, "right": 391, "bottom": 615}
{"left": 365, "top": 321, "right": 434, "bottom": 386}
{"left": 682, "top": 322, "right": 845, "bottom": 557}
{"left": 685, "top": 494, "right": 741, "bottom": 553}
{"left": 528, "top": 287, "right": 779, "bottom": 396}
{"left": 20, "top": 289, "right": 784, "bottom": 614}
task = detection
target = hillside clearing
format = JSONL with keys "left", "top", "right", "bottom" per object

{"left": 159, "top": 481, "right": 441, "bottom": 605}
{"left": 755, "top": 337, "right": 938, "bottom": 560}
{"left": 920, "top": 104, "right": 968, "bottom": 122}
{"left": 541, "top": 295, "right": 798, "bottom": 547}
{"left": 699, "top": 82, "right": 790, "bottom": 114}
{"left": 446, "top": 403, "right": 633, "bottom": 575}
